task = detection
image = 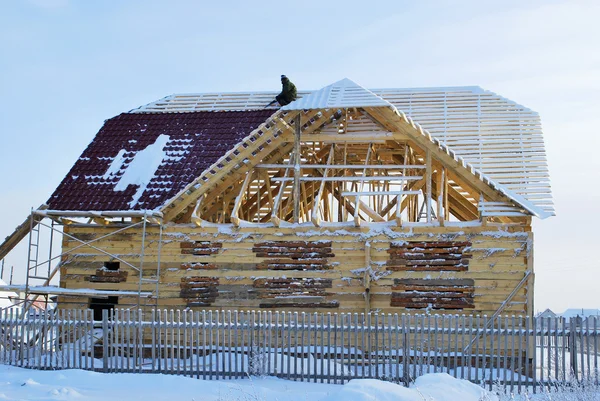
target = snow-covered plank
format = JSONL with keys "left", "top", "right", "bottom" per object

{"left": 0, "top": 285, "right": 152, "bottom": 298}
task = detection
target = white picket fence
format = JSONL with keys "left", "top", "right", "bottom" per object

{"left": 0, "top": 308, "right": 598, "bottom": 393}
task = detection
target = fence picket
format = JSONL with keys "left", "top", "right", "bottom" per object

{"left": 586, "top": 317, "right": 591, "bottom": 380}
{"left": 517, "top": 316, "right": 522, "bottom": 392}
{"left": 467, "top": 315, "right": 473, "bottom": 382}
{"left": 454, "top": 315, "right": 459, "bottom": 379}
{"left": 461, "top": 314, "right": 466, "bottom": 380}
{"left": 402, "top": 314, "right": 409, "bottom": 386}
{"left": 547, "top": 316, "right": 552, "bottom": 382}
{"left": 595, "top": 317, "right": 598, "bottom": 385}
{"left": 504, "top": 316, "right": 508, "bottom": 387}
{"left": 354, "top": 313, "right": 359, "bottom": 382}
{"left": 579, "top": 317, "right": 585, "bottom": 381}
{"left": 313, "top": 312, "right": 319, "bottom": 383}
{"left": 475, "top": 315, "right": 480, "bottom": 384}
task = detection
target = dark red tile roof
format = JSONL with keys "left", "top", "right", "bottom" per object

{"left": 47, "top": 110, "right": 274, "bottom": 211}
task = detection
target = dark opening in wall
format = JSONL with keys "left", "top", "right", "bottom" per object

{"left": 104, "top": 261, "right": 120, "bottom": 271}
{"left": 89, "top": 296, "right": 118, "bottom": 321}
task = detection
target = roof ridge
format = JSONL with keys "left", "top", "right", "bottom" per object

{"left": 281, "top": 78, "right": 392, "bottom": 111}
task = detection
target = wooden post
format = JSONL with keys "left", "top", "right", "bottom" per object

{"left": 443, "top": 167, "right": 449, "bottom": 215}
{"left": 293, "top": 113, "right": 301, "bottom": 223}
{"left": 426, "top": 149, "right": 432, "bottom": 223}
{"left": 354, "top": 145, "right": 372, "bottom": 227}
{"left": 311, "top": 145, "right": 335, "bottom": 227}
{"left": 364, "top": 242, "right": 371, "bottom": 315}
{"left": 478, "top": 194, "right": 488, "bottom": 226}
{"left": 437, "top": 167, "right": 445, "bottom": 226}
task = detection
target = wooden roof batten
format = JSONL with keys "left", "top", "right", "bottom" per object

{"left": 165, "top": 78, "right": 548, "bottom": 225}
{"left": 135, "top": 84, "right": 553, "bottom": 217}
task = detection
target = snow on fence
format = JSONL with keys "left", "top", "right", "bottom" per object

{"left": 0, "top": 308, "right": 598, "bottom": 394}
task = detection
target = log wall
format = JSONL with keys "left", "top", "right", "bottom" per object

{"left": 58, "top": 223, "right": 534, "bottom": 317}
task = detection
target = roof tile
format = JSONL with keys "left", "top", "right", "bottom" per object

{"left": 47, "top": 110, "right": 273, "bottom": 211}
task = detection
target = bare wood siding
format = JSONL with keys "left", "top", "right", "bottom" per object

{"left": 59, "top": 224, "right": 533, "bottom": 316}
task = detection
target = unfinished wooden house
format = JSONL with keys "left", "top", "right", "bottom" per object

{"left": 0, "top": 79, "right": 554, "bottom": 318}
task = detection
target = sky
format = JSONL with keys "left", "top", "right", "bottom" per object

{"left": 0, "top": 0, "right": 599, "bottom": 313}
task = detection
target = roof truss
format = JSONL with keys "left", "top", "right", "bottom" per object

{"left": 169, "top": 104, "right": 536, "bottom": 227}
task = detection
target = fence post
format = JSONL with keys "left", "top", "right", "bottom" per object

{"left": 102, "top": 309, "right": 109, "bottom": 373}
{"left": 402, "top": 314, "right": 409, "bottom": 387}
{"left": 249, "top": 310, "right": 255, "bottom": 376}
{"left": 570, "top": 317, "right": 578, "bottom": 381}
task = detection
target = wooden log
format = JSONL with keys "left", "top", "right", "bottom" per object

{"left": 180, "top": 241, "right": 223, "bottom": 249}
{"left": 251, "top": 246, "right": 332, "bottom": 253}
{"left": 256, "top": 258, "right": 328, "bottom": 265}
{"left": 387, "top": 264, "right": 469, "bottom": 272}
{"left": 391, "top": 241, "right": 472, "bottom": 248}
{"left": 254, "top": 252, "right": 336, "bottom": 258}
{"left": 253, "top": 278, "right": 333, "bottom": 288}
{"left": 181, "top": 277, "right": 219, "bottom": 284}
{"left": 258, "top": 301, "right": 339, "bottom": 309}
{"left": 387, "top": 248, "right": 466, "bottom": 254}
{"left": 392, "top": 285, "right": 475, "bottom": 293}
{"left": 392, "top": 291, "right": 470, "bottom": 299}
{"left": 180, "top": 263, "right": 218, "bottom": 270}
{"left": 180, "top": 248, "right": 222, "bottom": 255}
{"left": 390, "top": 302, "right": 475, "bottom": 309}
{"left": 389, "top": 254, "right": 470, "bottom": 261}
{"left": 254, "top": 241, "right": 332, "bottom": 248}
{"left": 388, "top": 258, "right": 472, "bottom": 266}
{"left": 86, "top": 276, "right": 125, "bottom": 283}
{"left": 256, "top": 263, "right": 330, "bottom": 271}
{"left": 180, "top": 288, "right": 218, "bottom": 296}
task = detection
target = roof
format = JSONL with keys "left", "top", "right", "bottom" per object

{"left": 560, "top": 309, "right": 600, "bottom": 319}
{"left": 135, "top": 85, "right": 553, "bottom": 216}
{"left": 537, "top": 308, "right": 557, "bottom": 317}
{"left": 46, "top": 80, "right": 553, "bottom": 216}
{"left": 47, "top": 110, "right": 273, "bottom": 211}
{"left": 282, "top": 78, "right": 392, "bottom": 110}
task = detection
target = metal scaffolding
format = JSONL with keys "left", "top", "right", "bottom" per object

{"left": 1, "top": 209, "right": 163, "bottom": 313}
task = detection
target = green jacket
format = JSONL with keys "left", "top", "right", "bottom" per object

{"left": 276, "top": 78, "right": 297, "bottom": 106}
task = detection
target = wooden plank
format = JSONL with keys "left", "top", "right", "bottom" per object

{"left": 0, "top": 205, "right": 47, "bottom": 261}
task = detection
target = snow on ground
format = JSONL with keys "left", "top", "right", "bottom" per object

{"left": 0, "top": 365, "right": 497, "bottom": 401}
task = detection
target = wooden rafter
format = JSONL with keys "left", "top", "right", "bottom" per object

{"left": 0, "top": 204, "right": 47, "bottom": 261}
{"left": 162, "top": 109, "right": 337, "bottom": 222}
{"left": 231, "top": 170, "right": 254, "bottom": 226}
{"left": 311, "top": 145, "right": 335, "bottom": 227}
{"left": 363, "top": 107, "right": 526, "bottom": 210}
{"left": 193, "top": 105, "right": 534, "bottom": 227}
{"left": 200, "top": 142, "right": 295, "bottom": 221}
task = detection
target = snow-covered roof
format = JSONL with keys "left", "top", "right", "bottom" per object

{"left": 47, "top": 110, "right": 273, "bottom": 211}
{"left": 560, "top": 308, "right": 600, "bottom": 319}
{"left": 133, "top": 83, "right": 553, "bottom": 216}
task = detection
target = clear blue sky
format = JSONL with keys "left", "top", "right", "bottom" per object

{"left": 1, "top": 0, "right": 598, "bottom": 312}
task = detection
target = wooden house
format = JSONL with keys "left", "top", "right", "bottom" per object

{"left": 0, "top": 79, "right": 554, "bottom": 319}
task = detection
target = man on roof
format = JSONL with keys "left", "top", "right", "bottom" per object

{"left": 275, "top": 75, "right": 297, "bottom": 106}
